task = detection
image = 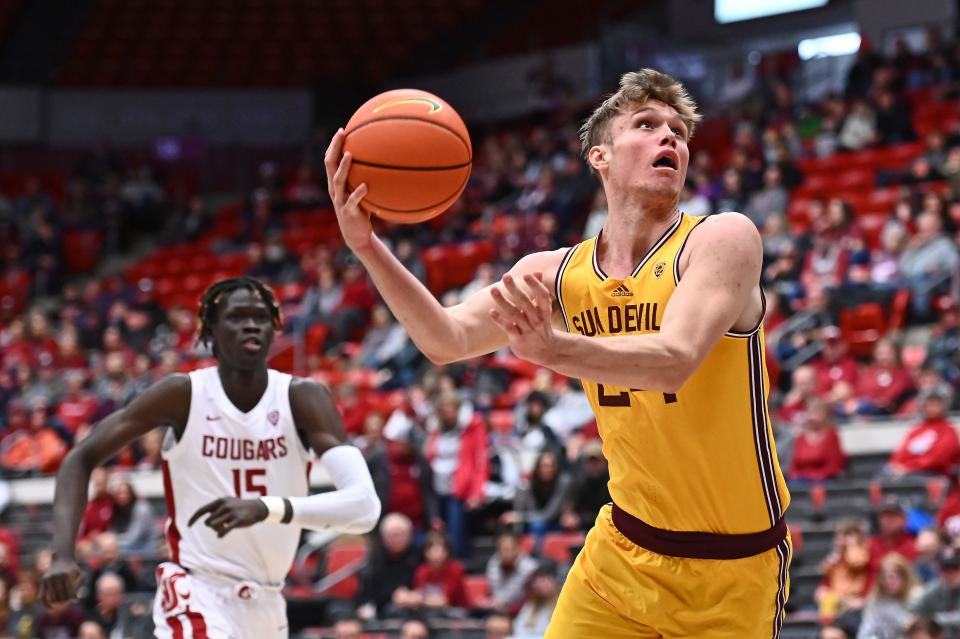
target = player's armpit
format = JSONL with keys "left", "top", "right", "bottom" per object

{"left": 440, "top": 248, "right": 567, "bottom": 364}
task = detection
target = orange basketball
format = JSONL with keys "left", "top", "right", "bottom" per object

{"left": 343, "top": 89, "right": 472, "bottom": 224}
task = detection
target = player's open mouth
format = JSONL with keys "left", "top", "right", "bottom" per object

{"left": 652, "top": 152, "right": 678, "bottom": 170}
{"left": 242, "top": 337, "right": 262, "bottom": 353}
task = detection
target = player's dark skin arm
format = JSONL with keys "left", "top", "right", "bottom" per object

{"left": 41, "top": 374, "right": 191, "bottom": 606}
{"left": 188, "top": 378, "right": 348, "bottom": 537}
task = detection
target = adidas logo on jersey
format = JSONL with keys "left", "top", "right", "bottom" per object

{"left": 611, "top": 284, "right": 632, "bottom": 297}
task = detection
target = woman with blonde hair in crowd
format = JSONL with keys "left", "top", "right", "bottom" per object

{"left": 857, "top": 553, "right": 920, "bottom": 639}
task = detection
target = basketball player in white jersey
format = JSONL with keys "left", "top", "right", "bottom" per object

{"left": 41, "top": 277, "right": 381, "bottom": 639}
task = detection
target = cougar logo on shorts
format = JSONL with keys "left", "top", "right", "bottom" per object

{"left": 157, "top": 565, "right": 190, "bottom": 614}
{"left": 267, "top": 410, "right": 279, "bottom": 426}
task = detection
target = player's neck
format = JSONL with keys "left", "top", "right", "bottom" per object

{"left": 217, "top": 364, "right": 269, "bottom": 412}
{"left": 598, "top": 198, "right": 679, "bottom": 279}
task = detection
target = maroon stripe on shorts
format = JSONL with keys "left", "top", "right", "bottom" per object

{"left": 167, "top": 614, "right": 185, "bottom": 639}
{"left": 187, "top": 610, "right": 209, "bottom": 639}
{"left": 610, "top": 502, "right": 788, "bottom": 560}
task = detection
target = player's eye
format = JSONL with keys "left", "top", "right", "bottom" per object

{"left": 636, "top": 120, "right": 653, "bottom": 129}
{"left": 672, "top": 127, "right": 686, "bottom": 138}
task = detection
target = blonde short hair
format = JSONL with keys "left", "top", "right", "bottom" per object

{"left": 578, "top": 68, "right": 701, "bottom": 161}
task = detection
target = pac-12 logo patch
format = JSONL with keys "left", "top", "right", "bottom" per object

{"left": 652, "top": 261, "right": 667, "bottom": 279}
{"left": 267, "top": 410, "right": 279, "bottom": 426}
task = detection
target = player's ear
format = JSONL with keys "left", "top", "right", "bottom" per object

{"left": 588, "top": 145, "right": 608, "bottom": 172}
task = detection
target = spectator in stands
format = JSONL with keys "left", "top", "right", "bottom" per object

{"left": 76, "top": 621, "right": 107, "bottom": 639}
{"left": 513, "top": 391, "right": 564, "bottom": 474}
{"left": 899, "top": 210, "right": 959, "bottom": 319}
{"left": 0, "top": 398, "right": 70, "bottom": 475}
{"left": 886, "top": 387, "right": 960, "bottom": 479}
{"left": 915, "top": 528, "right": 946, "bottom": 584}
{"left": 906, "top": 618, "right": 945, "bottom": 639}
{"left": 911, "top": 546, "right": 960, "bottom": 628}
{"left": 134, "top": 428, "right": 163, "bottom": 471}
{"left": 874, "top": 90, "right": 915, "bottom": 145}
{"left": 394, "top": 238, "right": 428, "bottom": 286}
{"left": 820, "top": 625, "right": 851, "bottom": 639}
{"left": 839, "top": 99, "right": 878, "bottom": 151}
{"left": 284, "top": 163, "right": 324, "bottom": 204}
{"left": 82, "top": 532, "right": 141, "bottom": 610}
{"left": 788, "top": 398, "right": 847, "bottom": 484}
{"left": 869, "top": 497, "right": 918, "bottom": 571}
{"left": 357, "top": 513, "right": 421, "bottom": 620}
{"left": 85, "top": 572, "right": 150, "bottom": 638}
{"left": 486, "top": 531, "right": 538, "bottom": 614}
{"left": 399, "top": 618, "right": 432, "bottom": 639}
{"left": 857, "top": 552, "right": 919, "bottom": 639}
{"left": 502, "top": 450, "right": 570, "bottom": 541}
{"left": 332, "top": 616, "right": 363, "bottom": 639}
{"left": 77, "top": 468, "right": 114, "bottom": 544}
{"left": 513, "top": 559, "right": 561, "bottom": 638}
{"left": 925, "top": 300, "right": 960, "bottom": 384}
{"left": 56, "top": 371, "right": 99, "bottom": 436}
{"left": 424, "top": 390, "right": 488, "bottom": 558}
{"left": 381, "top": 411, "right": 437, "bottom": 532}
{"left": 8, "top": 567, "right": 40, "bottom": 639}
{"left": 816, "top": 519, "right": 871, "bottom": 622}
{"left": 33, "top": 600, "right": 85, "bottom": 639}
{"left": 744, "top": 165, "right": 789, "bottom": 229}
{"left": 678, "top": 181, "right": 711, "bottom": 217}
{"left": 851, "top": 338, "right": 916, "bottom": 416}
{"left": 110, "top": 477, "right": 158, "bottom": 554}
{"left": 870, "top": 224, "right": 908, "bottom": 289}
{"left": 355, "top": 304, "right": 418, "bottom": 389}
{"left": 813, "top": 326, "right": 860, "bottom": 399}
{"left": 560, "top": 441, "right": 611, "bottom": 532}
{"left": 484, "top": 613, "right": 514, "bottom": 639}
{"left": 410, "top": 532, "right": 467, "bottom": 616}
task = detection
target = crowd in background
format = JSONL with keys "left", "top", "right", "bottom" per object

{"left": 2, "top": 27, "right": 960, "bottom": 639}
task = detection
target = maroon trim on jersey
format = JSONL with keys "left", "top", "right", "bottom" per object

{"left": 748, "top": 332, "right": 783, "bottom": 524}
{"left": 187, "top": 610, "right": 209, "bottom": 639}
{"left": 161, "top": 460, "right": 182, "bottom": 565}
{"left": 611, "top": 502, "right": 788, "bottom": 559}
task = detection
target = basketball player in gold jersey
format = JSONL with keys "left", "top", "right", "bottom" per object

{"left": 326, "top": 68, "right": 791, "bottom": 638}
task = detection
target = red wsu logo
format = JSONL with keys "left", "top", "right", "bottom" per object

{"left": 267, "top": 410, "right": 279, "bottom": 426}
{"left": 158, "top": 566, "right": 190, "bottom": 613}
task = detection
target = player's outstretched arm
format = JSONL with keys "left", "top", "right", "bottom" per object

{"left": 191, "top": 379, "right": 381, "bottom": 536}
{"left": 490, "top": 213, "right": 763, "bottom": 392}
{"left": 325, "top": 128, "right": 564, "bottom": 363}
{"left": 42, "top": 374, "right": 191, "bottom": 605}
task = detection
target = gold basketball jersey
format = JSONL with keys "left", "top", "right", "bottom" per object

{"left": 556, "top": 212, "right": 790, "bottom": 534}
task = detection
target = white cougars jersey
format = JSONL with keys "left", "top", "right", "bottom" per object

{"left": 161, "top": 367, "right": 311, "bottom": 585}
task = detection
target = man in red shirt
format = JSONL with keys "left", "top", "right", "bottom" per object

{"left": 788, "top": 398, "right": 847, "bottom": 483}
{"left": 812, "top": 327, "right": 859, "bottom": 397}
{"left": 887, "top": 388, "right": 960, "bottom": 479}
{"left": 868, "top": 497, "right": 918, "bottom": 576}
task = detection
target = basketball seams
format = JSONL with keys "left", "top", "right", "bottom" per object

{"left": 347, "top": 165, "right": 470, "bottom": 215}
{"left": 351, "top": 159, "right": 472, "bottom": 171}
{"left": 344, "top": 116, "right": 472, "bottom": 166}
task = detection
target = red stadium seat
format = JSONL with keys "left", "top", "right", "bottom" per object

{"left": 463, "top": 574, "right": 490, "bottom": 609}
{"left": 542, "top": 532, "right": 585, "bottom": 564}
{"left": 320, "top": 541, "right": 367, "bottom": 600}
{"left": 839, "top": 303, "right": 888, "bottom": 358}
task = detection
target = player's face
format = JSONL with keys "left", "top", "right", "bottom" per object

{"left": 600, "top": 100, "right": 689, "bottom": 207}
{"left": 213, "top": 289, "right": 275, "bottom": 370}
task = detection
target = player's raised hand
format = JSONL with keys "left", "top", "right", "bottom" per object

{"left": 188, "top": 497, "right": 269, "bottom": 538}
{"left": 40, "top": 557, "right": 84, "bottom": 606}
{"left": 489, "top": 271, "right": 558, "bottom": 365}
{"left": 324, "top": 128, "right": 373, "bottom": 254}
